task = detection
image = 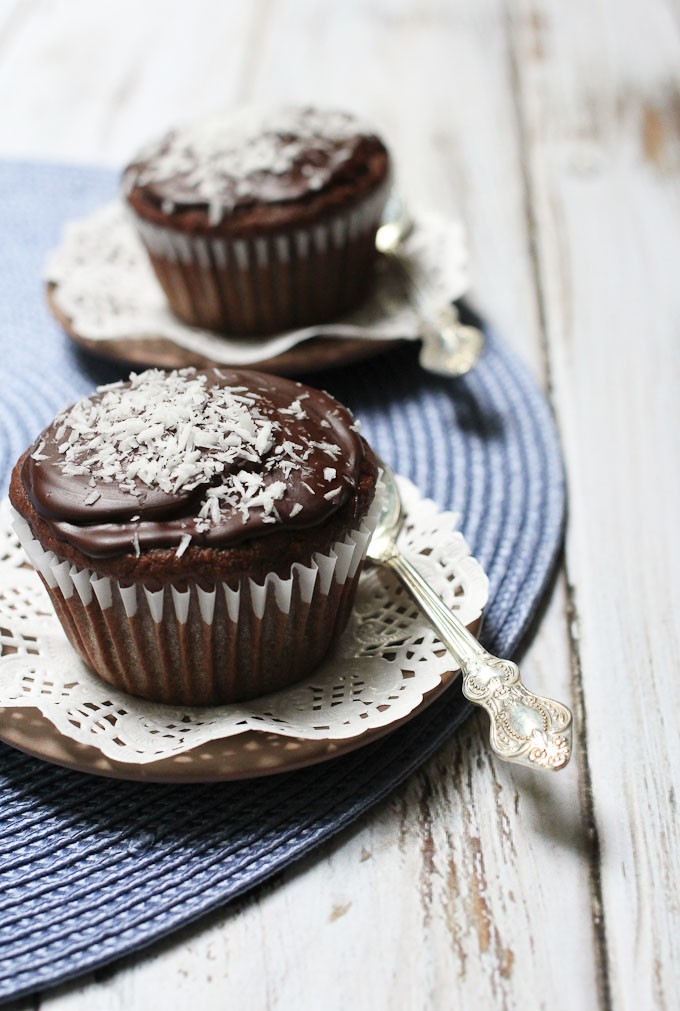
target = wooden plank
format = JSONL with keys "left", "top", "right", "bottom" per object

{"left": 0, "top": 1, "right": 598, "bottom": 1008}
{"left": 512, "top": 0, "right": 680, "bottom": 1007}
{"left": 10, "top": 584, "right": 587, "bottom": 1011}
{"left": 0, "top": 0, "right": 258, "bottom": 164}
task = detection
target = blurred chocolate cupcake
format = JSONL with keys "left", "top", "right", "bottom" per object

{"left": 10, "top": 367, "right": 380, "bottom": 706}
{"left": 122, "top": 106, "right": 391, "bottom": 335}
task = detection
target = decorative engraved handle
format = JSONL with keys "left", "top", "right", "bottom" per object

{"left": 459, "top": 654, "right": 572, "bottom": 770}
{"left": 385, "top": 551, "right": 572, "bottom": 771}
{"left": 418, "top": 305, "right": 486, "bottom": 378}
{"left": 384, "top": 253, "right": 484, "bottom": 377}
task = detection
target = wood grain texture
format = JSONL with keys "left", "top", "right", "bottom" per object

{"left": 511, "top": 1, "right": 680, "bottom": 1007}
{"left": 2, "top": 0, "right": 675, "bottom": 1007}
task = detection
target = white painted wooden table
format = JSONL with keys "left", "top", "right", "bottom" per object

{"left": 0, "top": 1, "right": 678, "bottom": 1008}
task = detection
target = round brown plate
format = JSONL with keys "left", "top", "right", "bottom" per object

{"left": 0, "top": 618, "right": 480, "bottom": 783}
{"left": 46, "top": 285, "right": 401, "bottom": 377}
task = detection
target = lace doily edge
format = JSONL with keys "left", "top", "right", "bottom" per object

{"left": 0, "top": 478, "right": 488, "bottom": 765}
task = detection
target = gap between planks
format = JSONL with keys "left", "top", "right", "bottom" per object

{"left": 503, "top": 6, "right": 613, "bottom": 1010}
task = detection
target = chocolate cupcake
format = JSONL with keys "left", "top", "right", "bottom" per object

{"left": 10, "top": 367, "right": 380, "bottom": 706}
{"left": 122, "top": 106, "right": 391, "bottom": 335}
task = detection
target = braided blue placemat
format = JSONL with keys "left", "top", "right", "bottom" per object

{"left": 0, "top": 162, "right": 565, "bottom": 1004}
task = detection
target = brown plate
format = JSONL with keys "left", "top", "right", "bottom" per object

{"left": 0, "top": 618, "right": 480, "bottom": 783}
{"left": 47, "top": 284, "right": 402, "bottom": 377}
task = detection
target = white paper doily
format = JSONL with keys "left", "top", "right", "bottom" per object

{"left": 44, "top": 203, "right": 469, "bottom": 367}
{"left": 0, "top": 478, "right": 488, "bottom": 765}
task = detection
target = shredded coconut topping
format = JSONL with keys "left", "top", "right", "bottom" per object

{"left": 42, "top": 368, "right": 353, "bottom": 549}
{"left": 49, "top": 368, "right": 289, "bottom": 531}
{"left": 125, "top": 106, "right": 375, "bottom": 223}
{"left": 54, "top": 369, "right": 276, "bottom": 493}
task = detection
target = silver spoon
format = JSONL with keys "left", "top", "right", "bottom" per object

{"left": 375, "top": 198, "right": 485, "bottom": 378}
{"left": 366, "top": 462, "right": 573, "bottom": 771}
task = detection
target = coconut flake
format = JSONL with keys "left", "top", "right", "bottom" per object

{"left": 45, "top": 367, "right": 351, "bottom": 540}
{"left": 126, "top": 106, "right": 374, "bottom": 221}
{"left": 175, "top": 533, "right": 192, "bottom": 558}
{"left": 31, "top": 441, "right": 48, "bottom": 461}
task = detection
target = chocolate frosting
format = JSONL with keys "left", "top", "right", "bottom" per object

{"left": 123, "top": 106, "right": 388, "bottom": 225}
{"left": 20, "top": 368, "right": 367, "bottom": 560}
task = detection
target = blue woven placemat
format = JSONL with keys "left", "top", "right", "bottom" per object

{"left": 0, "top": 162, "right": 565, "bottom": 1004}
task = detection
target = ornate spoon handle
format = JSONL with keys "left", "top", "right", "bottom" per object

{"left": 384, "top": 551, "right": 573, "bottom": 771}
{"left": 383, "top": 254, "right": 484, "bottom": 378}
{"left": 418, "top": 304, "right": 486, "bottom": 378}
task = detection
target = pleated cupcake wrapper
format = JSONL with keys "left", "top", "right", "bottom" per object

{"left": 129, "top": 182, "right": 390, "bottom": 333}
{"left": 11, "top": 514, "right": 373, "bottom": 620}
{"left": 9, "top": 492, "right": 382, "bottom": 705}
{"left": 134, "top": 183, "right": 389, "bottom": 267}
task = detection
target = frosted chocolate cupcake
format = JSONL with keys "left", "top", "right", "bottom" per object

{"left": 122, "top": 106, "right": 391, "bottom": 335}
{"left": 10, "top": 367, "right": 380, "bottom": 706}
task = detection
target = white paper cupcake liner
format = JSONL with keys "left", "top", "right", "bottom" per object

{"left": 134, "top": 184, "right": 389, "bottom": 267}
{"left": 129, "top": 182, "right": 390, "bottom": 334}
{"left": 9, "top": 490, "right": 382, "bottom": 706}
{"left": 0, "top": 479, "right": 489, "bottom": 766}
{"left": 44, "top": 203, "right": 469, "bottom": 370}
